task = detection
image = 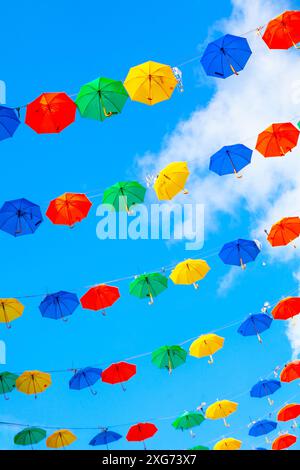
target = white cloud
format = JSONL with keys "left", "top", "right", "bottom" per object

{"left": 217, "top": 267, "right": 241, "bottom": 296}
{"left": 286, "top": 271, "right": 300, "bottom": 358}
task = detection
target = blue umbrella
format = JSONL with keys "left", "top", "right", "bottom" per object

{"left": 249, "top": 420, "right": 277, "bottom": 438}
{"left": 200, "top": 34, "right": 252, "bottom": 79}
{"left": 89, "top": 429, "right": 122, "bottom": 449}
{"left": 0, "top": 106, "right": 20, "bottom": 141}
{"left": 39, "top": 291, "right": 79, "bottom": 321}
{"left": 238, "top": 314, "right": 272, "bottom": 343}
{"left": 0, "top": 198, "right": 43, "bottom": 237}
{"left": 69, "top": 367, "right": 102, "bottom": 395}
{"left": 219, "top": 238, "right": 261, "bottom": 269}
{"left": 209, "top": 144, "right": 252, "bottom": 177}
{"left": 250, "top": 379, "right": 281, "bottom": 405}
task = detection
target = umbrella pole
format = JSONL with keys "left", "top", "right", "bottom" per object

{"left": 223, "top": 418, "right": 230, "bottom": 427}
{"left": 148, "top": 292, "right": 154, "bottom": 305}
{"left": 193, "top": 283, "right": 199, "bottom": 290}
{"left": 229, "top": 63, "right": 239, "bottom": 76}
{"left": 267, "top": 397, "right": 274, "bottom": 406}
{"left": 286, "top": 28, "right": 300, "bottom": 49}
{"left": 208, "top": 355, "right": 214, "bottom": 365}
{"left": 3, "top": 307, "right": 11, "bottom": 329}
{"left": 143, "top": 440, "right": 147, "bottom": 450}
{"left": 257, "top": 333, "right": 263, "bottom": 344}
{"left": 240, "top": 258, "right": 246, "bottom": 270}
{"left": 120, "top": 382, "right": 126, "bottom": 392}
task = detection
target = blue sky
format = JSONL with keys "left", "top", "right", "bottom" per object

{"left": 1, "top": 0, "right": 300, "bottom": 451}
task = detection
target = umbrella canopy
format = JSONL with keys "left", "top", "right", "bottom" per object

{"left": 126, "top": 423, "right": 158, "bottom": 449}
{"left": 151, "top": 345, "right": 187, "bottom": 373}
{"left": 266, "top": 217, "right": 300, "bottom": 247}
{"left": 0, "top": 371, "right": 18, "bottom": 400}
{"left": 213, "top": 438, "right": 241, "bottom": 450}
{"left": 16, "top": 371, "right": 52, "bottom": 398}
{"left": 76, "top": 77, "right": 128, "bottom": 121}
{"left": 272, "top": 297, "right": 300, "bottom": 320}
{"left": 205, "top": 400, "right": 238, "bottom": 427}
{"left": 69, "top": 367, "right": 102, "bottom": 395}
{"left": 262, "top": 11, "right": 300, "bottom": 49}
{"left": 189, "top": 445, "right": 209, "bottom": 451}
{"left": 237, "top": 313, "right": 272, "bottom": 343}
{"left": 0, "top": 298, "right": 24, "bottom": 328}
{"left": 102, "top": 181, "right": 146, "bottom": 213}
{"left": 200, "top": 34, "right": 252, "bottom": 79}
{"left": 219, "top": 238, "right": 261, "bottom": 269}
{"left": 248, "top": 419, "right": 277, "bottom": 437}
{"left": 14, "top": 427, "right": 46, "bottom": 448}
{"left": 209, "top": 144, "right": 252, "bottom": 177}
{"left": 46, "top": 193, "right": 92, "bottom": 226}
{"left": 80, "top": 284, "right": 120, "bottom": 315}
{"left": 153, "top": 162, "right": 190, "bottom": 200}
{"left": 101, "top": 362, "right": 136, "bottom": 391}
{"left": 39, "top": 291, "right": 79, "bottom": 321}
{"left": 280, "top": 361, "right": 300, "bottom": 383}
{"left": 272, "top": 434, "right": 297, "bottom": 451}
{"left": 124, "top": 61, "right": 177, "bottom": 105}
{"left": 0, "top": 106, "right": 20, "bottom": 141}
{"left": 250, "top": 379, "right": 281, "bottom": 405}
{"left": 277, "top": 404, "right": 300, "bottom": 422}
{"left": 189, "top": 334, "right": 224, "bottom": 364}
{"left": 255, "top": 122, "right": 300, "bottom": 158}
{"left": 0, "top": 198, "right": 43, "bottom": 237}
{"left": 129, "top": 273, "right": 168, "bottom": 304}
{"left": 172, "top": 411, "right": 205, "bottom": 431}
{"left": 89, "top": 429, "right": 122, "bottom": 447}
{"left": 25, "top": 92, "right": 76, "bottom": 133}
{"left": 170, "top": 259, "right": 210, "bottom": 289}
{"left": 46, "top": 430, "right": 77, "bottom": 449}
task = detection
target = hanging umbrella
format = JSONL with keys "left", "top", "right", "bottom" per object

{"left": 0, "top": 371, "right": 18, "bottom": 400}
{"left": 200, "top": 34, "right": 252, "bottom": 79}
{"left": 129, "top": 273, "right": 168, "bottom": 304}
{"left": 80, "top": 284, "right": 120, "bottom": 315}
{"left": 153, "top": 162, "right": 190, "bottom": 200}
{"left": 248, "top": 420, "right": 277, "bottom": 438}
{"left": 219, "top": 238, "right": 261, "bottom": 269}
{"left": 209, "top": 144, "right": 252, "bottom": 178}
{"left": 213, "top": 438, "right": 241, "bottom": 450}
{"left": 170, "top": 259, "right": 210, "bottom": 289}
{"left": 89, "top": 429, "right": 122, "bottom": 449}
{"left": 262, "top": 11, "right": 300, "bottom": 49}
{"left": 69, "top": 367, "right": 102, "bottom": 395}
{"left": 272, "top": 434, "right": 297, "bottom": 450}
{"left": 46, "top": 193, "right": 92, "bottom": 227}
{"left": 151, "top": 345, "right": 187, "bottom": 373}
{"left": 0, "top": 298, "right": 24, "bottom": 329}
{"left": 237, "top": 313, "right": 272, "bottom": 343}
{"left": 277, "top": 404, "right": 300, "bottom": 423}
{"left": 126, "top": 423, "right": 158, "bottom": 449}
{"left": 250, "top": 379, "right": 281, "bottom": 405}
{"left": 266, "top": 217, "right": 300, "bottom": 247}
{"left": 16, "top": 371, "right": 52, "bottom": 398}
{"left": 124, "top": 61, "right": 177, "bottom": 105}
{"left": 272, "top": 297, "right": 300, "bottom": 320}
{"left": 0, "top": 198, "right": 43, "bottom": 237}
{"left": 76, "top": 77, "right": 128, "bottom": 121}
{"left": 280, "top": 361, "right": 300, "bottom": 383}
{"left": 101, "top": 362, "right": 136, "bottom": 391}
{"left": 205, "top": 400, "right": 238, "bottom": 427}
{"left": 188, "top": 445, "right": 209, "bottom": 451}
{"left": 172, "top": 411, "right": 205, "bottom": 437}
{"left": 46, "top": 430, "right": 77, "bottom": 449}
{"left": 14, "top": 427, "right": 46, "bottom": 449}
{"left": 25, "top": 92, "right": 76, "bottom": 134}
{"left": 39, "top": 291, "right": 79, "bottom": 321}
{"left": 102, "top": 181, "right": 146, "bottom": 213}
{"left": 0, "top": 106, "right": 20, "bottom": 141}
{"left": 189, "top": 334, "right": 224, "bottom": 364}
{"left": 255, "top": 123, "right": 300, "bottom": 158}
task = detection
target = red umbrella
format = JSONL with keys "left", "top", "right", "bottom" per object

{"left": 262, "top": 11, "right": 300, "bottom": 50}
{"left": 126, "top": 423, "right": 158, "bottom": 449}
{"left": 80, "top": 285, "right": 120, "bottom": 315}
{"left": 25, "top": 92, "right": 76, "bottom": 134}
{"left": 101, "top": 362, "right": 136, "bottom": 391}
{"left": 46, "top": 193, "right": 92, "bottom": 227}
{"left": 280, "top": 361, "right": 300, "bottom": 383}
{"left": 272, "top": 433, "right": 297, "bottom": 450}
{"left": 272, "top": 297, "right": 300, "bottom": 320}
{"left": 255, "top": 123, "right": 300, "bottom": 158}
{"left": 277, "top": 404, "right": 300, "bottom": 422}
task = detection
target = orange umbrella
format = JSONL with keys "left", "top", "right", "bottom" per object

{"left": 262, "top": 11, "right": 300, "bottom": 49}
{"left": 46, "top": 193, "right": 92, "bottom": 227}
{"left": 280, "top": 361, "right": 300, "bottom": 383}
{"left": 277, "top": 404, "right": 300, "bottom": 422}
{"left": 266, "top": 217, "right": 300, "bottom": 247}
{"left": 272, "top": 297, "right": 300, "bottom": 320}
{"left": 272, "top": 433, "right": 297, "bottom": 450}
{"left": 80, "top": 284, "right": 120, "bottom": 315}
{"left": 255, "top": 123, "right": 300, "bottom": 158}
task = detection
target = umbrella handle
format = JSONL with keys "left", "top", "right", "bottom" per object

{"left": 6, "top": 322, "right": 11, "bottom": 329}
{"left": 208, "top": 355, "right": 214, "bottom": 365}
{"left": 223, "top": 418, "right": 230, "bottom": 427}
{"left": 240, "top": 259, "right": 246, "bottom": 270}
{"left": 4, "top": 394, "right": 9, "bottom": 401}
{"left": 183, "top": 188, "right": 189, "bottom": 194}
{"left": 257, "top": 333, "right": 263, "bottom": 344}
{"left": 90, "top": 387, "right": 97, "bottom": 396}
{"left": 234, "top": 169, "right": 242, "bottom": 179}
{"left": 102, "top": 309, "right": 107, "bottom": 316}
{"left": 267, "top": 397, "right": 274, "bottom": 406}
{"left": 193, "top": 283, "right": 199, "bottom": 290}
{"left": 229, "top": 63, "right": 239, "bottom": 76}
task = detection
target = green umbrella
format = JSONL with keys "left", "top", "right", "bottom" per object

{"left": 151, "top": 345, "right": 187, "bottom": 373}
{"left": 76, "top": 77, "right": 128, "bottom": 122}
{"left": 14, "top": 427, "right": 46, "bottom": 449}
{"left": 102, "top": 181, "right": 146, "bottom": 213}
{"left": 0, "top": 371, "right": 18, "bottom": 400}
{"left": 172, "top": 411, "right": 205, "bottom": 436}
{"left": 189, "top": 445, "right": 209, "bottom": 451}
{"left": 129, "top": 273, "right": 168, "bottom": 304}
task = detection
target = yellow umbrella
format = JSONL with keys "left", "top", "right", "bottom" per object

{"left": 0, "top": 298, "right": 24, "bottom": 328}
{"left": 46, "top": 429, "right": 77, "bottom": 449}
{"left": 154, "top": 162, "right": 190, "bottom": 200}
{"left": 124, "top": 61, "right": 177, "bottom": 105}
{"left": 16, "top": 370, "right": 52, "bottom": 398}
{"left": 170, "top": 259, "right": 210, "bottom": 289}
{"left": 205, "top": 400, "right": 238, "bottom": 427}
{"left": 189, "top": 334, "right": 224, "bottom": 364}
{"left": 213, "top": 437, "right": 242, "bottom": 450}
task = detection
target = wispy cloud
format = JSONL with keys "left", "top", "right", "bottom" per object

{"left": 286, "top": 271, "right": 300, "bottom": 359}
